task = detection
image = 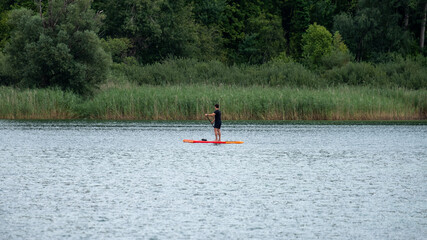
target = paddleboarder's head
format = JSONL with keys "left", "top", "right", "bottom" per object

{"left": 215, "top": 104, "right": 219, "bottom": 109}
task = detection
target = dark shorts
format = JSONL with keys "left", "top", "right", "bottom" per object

{"left": 214, "top": 122, "right": 222, "bottom": 129}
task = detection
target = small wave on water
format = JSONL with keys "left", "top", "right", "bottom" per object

{"left": 0, "top": 120, "right": 426, "bottom": 239}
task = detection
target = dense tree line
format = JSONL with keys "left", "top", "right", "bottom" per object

{"left": 94, "top": 0, "right": 427, "bottom": 63}
{"left": 0, "top": 0, "right": 426, "bottom": 94}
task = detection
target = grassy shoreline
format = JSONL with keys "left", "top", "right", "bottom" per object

{"left": 0, "top": 85, "right": 426, "bottom": 121}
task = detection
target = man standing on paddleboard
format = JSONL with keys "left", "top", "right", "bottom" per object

{"left": 205, "top": 104, "right": 221, "bottom": 141}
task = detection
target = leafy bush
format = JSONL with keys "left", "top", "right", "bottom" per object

{"left": 320, "top": 32, "right": 352, "bottom": 69}
{"left": 320, "top": 50, "right": 352, "bottom": 70}
{"left": 322, "top": 57, "right": 427, "bottom": 89}
{"left": 259, "top": 61, "right": 323, "bottom": 87}
{"left": 323, "top": 62, "right": 387, "bottom": 87}
{"left": 110, "top": 58, "right": 322, "bottom": 88}
{"left": 377, "top": 56, "right": 427, "bottom": 90}
{"left": 0, "top": 52, "right": 15, "bottom": 85}
{"left": 271, "top": 51, "right": 295, "bottom": 63}
{"left": 101, "top": 37, "right": 134, "bottom": 63}
{"left": 4, "top": 1, "right": 111, "bottom": 95}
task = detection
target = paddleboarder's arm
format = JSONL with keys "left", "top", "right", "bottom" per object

{"left": 205, "top": 113, "right": 215, "bottom": 124}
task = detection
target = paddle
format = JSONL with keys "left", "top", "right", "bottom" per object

{"left": 205, "top": 115, "right": 214, "bottom": 128}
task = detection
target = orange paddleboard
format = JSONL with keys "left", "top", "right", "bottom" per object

{"left": 183, "top": 139, "right": 244, "bottom": 144}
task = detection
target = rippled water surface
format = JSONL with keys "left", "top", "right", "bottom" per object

{"left": 0, "top": 120, "right": 426, "bottom": 239}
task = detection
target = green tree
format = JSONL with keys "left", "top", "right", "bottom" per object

{"left": 220, "top": 1, "right": 246, "bottom": 62}
{"left": 309, "top": 0, "right": 335, "bottom": 29}
{"left": 279, "top": 0, "right": 311, "bottom": 59}
{"left": 220, "top": 0, "right": 285, "bottom": 64}
{"left": 101, "top": 37, "right": 134, "bottom": 63}
{"left": 332, "top": 0, "right": 358, "bottom": 15}
{"left": 0, "top": 0, "right": 38, "bottom": 49}
{"left": 334, "top": 7, "right": 379, "bottom": 61}
{"left": 302, "top": 23, "right": 351, "bottom": 68}
{"left": 0, "top": 11, "right": 9, "bottom": 49}
{"left": 4, "top": 0, "right": 110, "bottom": 95}
{"left": 193, "top": 0, "right": 226, "bottom": 26}
{"left": 238, "top": 12, "right": 285, "bottom": 64}
{"left": 191, "top": 0, "right": 227, "bottom": 61}
{"left": 93, "top": 0, "right": 205, "bottom": 63}
{"left": 334, "top": 0, "right": 424, "bottom": 61}
{"left": 302, "top": 23, "right": 333, "bottom": 65}
{"left": 154, "top": 0, "right": 200, "bottom": 60}
{"left": 420, "top": 1, "right": 426, "bottom": 49}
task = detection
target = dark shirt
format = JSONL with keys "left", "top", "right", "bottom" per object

{"left": 214, "top": 110, "right": 221, "bottom": 124}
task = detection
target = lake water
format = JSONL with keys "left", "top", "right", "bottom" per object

{"left": 0, "top": 120, "right": 426, "bottom": 239}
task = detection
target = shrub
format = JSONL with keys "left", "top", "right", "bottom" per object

{"left": 323, "top": 62, "right": 387, "bottom": 86}
{"left": 4, "top": 1, "right": 111, "bottom": 95}
{"left": 260, "top": 61, "right": 323, "bottom": 87}
{"left": 110, "top": 58, "right": 322, "bottom": 88}
{"left": 0, "top": 52, "right": 15, "bottom": 85}
{"left": 377, "top": 57, "right": 427, "bottom": 90}
{"left": 320, "top": 50, "right": 352, "bottom": 70}
{"left": 101, "top": 37, "right": 134, "bottom": 63}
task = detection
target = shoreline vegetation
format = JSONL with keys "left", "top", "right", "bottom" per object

{"left": 1, "top": 58, "right": 426, "bottom": 121}
{"left": 1, "top": 2, "right": 426, "bottom": 122}
{"left": 1, "top": 84, "right": 426, "bottom": 121}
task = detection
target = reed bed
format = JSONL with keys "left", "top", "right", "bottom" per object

{"left": 1, "top": 85, "right": 425, "bottom": 120}
{"left": 0, "top": 87, "right": 80, "bottom": 119}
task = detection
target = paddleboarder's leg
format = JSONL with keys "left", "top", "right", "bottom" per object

{"left": 214, "top": 124, "right": 221, "bottom": 141}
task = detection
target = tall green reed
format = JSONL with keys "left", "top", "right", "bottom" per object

{"left": 1, "top": 85, "right": 425, "bottom": 120}
{"left": 82, "top": 85, "right": 427, "bottom": 120}
{"left": 0, "top": 87, "right": 80, "bottom": 119}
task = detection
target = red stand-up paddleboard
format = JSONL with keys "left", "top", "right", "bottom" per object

{"left": 183, "top": 139, "right": 244, "bottom": 144}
